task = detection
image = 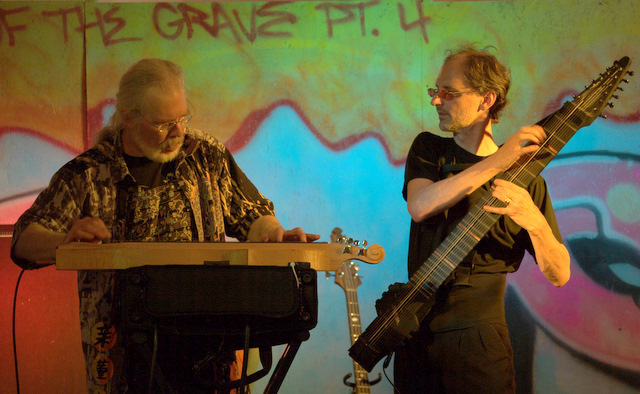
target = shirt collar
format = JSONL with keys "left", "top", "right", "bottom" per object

{"left": 105, "top": 128, "right": 201, "bottom": 183}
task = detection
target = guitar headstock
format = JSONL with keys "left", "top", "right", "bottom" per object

{"left": 334, "top": 260, "right": 362, "bottom": 292}
{"left": 330, "top": 228, "right": 367, "bottom": 292}
{"left": 328, "top": 227, "right": 385, "bottom": 267}
{"left": 572, "top": 56, "right": 633, "bottom": 127}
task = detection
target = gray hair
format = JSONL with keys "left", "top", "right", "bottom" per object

{"left": 94, "top": 58, "right": 185, "bottom": 144}
{"left": 444, "top": 44, "right": 511, "bottom": 123}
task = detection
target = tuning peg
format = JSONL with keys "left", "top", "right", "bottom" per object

{"left": 622, "top": 78, "right": 630, "bottom": 83}
{"left": 607, "top": 102, "right": 615, "bottom": 108}
{"left": 354, "top": 240, "right": 368, "bottom": 255}
{"left": 628, "top": 70, "right": 634, "bottom": 76}
{"left": 611, "top": 95, "right": 619, "bottom": 100}
{"left": 325, "top": 271, "right": 334, "bottom": 279}
{"left": 599, "top": 114, "right": 608, "bottom": 119}
{"left": 616, "top": 86, "right": 624, "bottom": 91}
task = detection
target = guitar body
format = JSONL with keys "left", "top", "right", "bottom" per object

{"left": 350, "top": 57, "right": 633, "bottom": 372}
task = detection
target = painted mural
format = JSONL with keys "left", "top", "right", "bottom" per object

{"left": 1, "top": 0, "right": 639, "bottom": 393}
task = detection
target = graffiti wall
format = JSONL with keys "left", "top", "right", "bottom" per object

{"left": 1, "top": 0, "right": 638, "bottom": 392}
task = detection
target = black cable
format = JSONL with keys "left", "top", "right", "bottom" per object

{"left": 382, "top": 353, "right": 399, "bottom": 393}
{"left": 12, "top": 268, "right": 26, "bottom": 394}
{"left": 148, "top": 325, "right": 158, "bottom": 393}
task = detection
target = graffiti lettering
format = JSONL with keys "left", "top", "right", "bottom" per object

{"left": 0, "top": 5, "right": 29, "bottom": 47}
{"left": 85, "top": 6, "right": 142, "bottom": 46}
{"left": 153, "top": 3, "right": 242, "bottom": 42}
{"left": 232, "top": 4, "right": 257, "bottom": 42}
{"left": 154, "top": 2, "right": 296, "bottom": 43}
{"left": 314, "top": 0, "right": 380, "bottom": 38}
{"left": 42, "top": 5, "right": 141, "bottom": 46}
{"left": 254, "top": 1, "right": 296, "bottom": 38}
{"left": 398, "top": 0, "right": 430, "bottom": 44}
{"left": 41, "top": 6, "right": 83, "bottom": 43}
{"left": 154, "top": 3, "right": 208, "bottom": 40}
{"left": 211, "top": 3, "right": 242, "bottom": 42}
{"left": 4, "top": 1, "right": 434, "bottom": 47}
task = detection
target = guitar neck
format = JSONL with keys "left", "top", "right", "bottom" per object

{"left": 338, "top": 262, "right": 372, "bottom": 393}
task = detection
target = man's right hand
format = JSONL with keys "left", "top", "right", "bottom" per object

{"left": 493, "top": 125, "right": 547, "bottom": 171}
{"left": 14, "top": 219, "right": 110, "bottom": 265}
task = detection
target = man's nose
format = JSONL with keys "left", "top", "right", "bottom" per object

{"left": 167, "top": 122, "right": 186, "bottom": 137}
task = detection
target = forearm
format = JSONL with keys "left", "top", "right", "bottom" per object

{"left": 408, "top": 157, "right": 503, "bottom": 222}
{"left": 528, "top": 214, "right": 571, "bottom": 287}
{"left": 13, "top": 223, "right": 66, "bottom": 265}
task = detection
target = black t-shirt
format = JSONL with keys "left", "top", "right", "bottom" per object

{"left": 403, "top": 132, "right": 564, "bottom": 331}
{"left": 123, "top": 153, "right": 166, "bottom": 188}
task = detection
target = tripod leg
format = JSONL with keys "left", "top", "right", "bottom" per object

{"left": 263, "top": 331, "right": 309, "bottom": 394}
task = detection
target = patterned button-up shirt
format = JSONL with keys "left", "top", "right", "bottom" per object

{"left": 11, "top": 128, "right": 274, "bottom": 392}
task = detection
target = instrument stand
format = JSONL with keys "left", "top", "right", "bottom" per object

{"left": 263, "top": 330, "right": 310, "bottom": 393}
{"left": 120, "top": 263, "right": 318, "bottom": 393}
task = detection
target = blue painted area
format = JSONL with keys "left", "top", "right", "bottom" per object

{"left": 234, "top": 105, "right": 409, "bottom": 392}
{"left": 559, "top": 115, "right": 640, "bottom": 155}
{"left": 0, "top": 132, "right": 74, "bottom": 200}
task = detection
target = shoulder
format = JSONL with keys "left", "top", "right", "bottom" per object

{"left": 413, "top": 131, "right": 449, "bottom": 144}
{"left": 407, "top": 132, "right": 455, "bottom": 162}
{"left": 184, "top": 128, "right": 228, "bottom": 154}
{"left": 410, "top": 131, "right": 454, "bottom": 153}
{"left": 57, "top": 137, "right": 118, "bottom": 179}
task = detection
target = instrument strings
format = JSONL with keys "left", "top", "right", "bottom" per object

{"left": 366, "top": 65, "right": 618, "bottom": 346}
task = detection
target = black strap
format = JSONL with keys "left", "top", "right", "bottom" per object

{"left": 441, "top": 162, "right": 473, "bottom": 175}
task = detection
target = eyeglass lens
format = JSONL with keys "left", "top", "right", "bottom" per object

{"left": 428, "top": 88, "right": 448, "bottom": 99}
{"left": 157, "top": 114, "right": 191, "bottom": 132}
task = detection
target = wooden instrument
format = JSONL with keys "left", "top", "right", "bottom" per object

{"left": 55, "top": 241, "right": 385, "bottom": 271}
{"left": 350, "top": 56, "right": 634, "bottom": 372}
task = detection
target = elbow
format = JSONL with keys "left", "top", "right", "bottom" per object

{"left": 407, "top": 203, "right": 427, "bottom": 223}
{"left": 539, "top": 245, "right": 571, "bottom": 287}
{"left": 555, "top": 269, "right": 571, "bottom": 287}
{"left": 554, "top": 250, "right": 572, "bottom": 287}
{"left": 547, "top": 265, "right": 571, "bottom": 287}
{"left": 551, "top": 275, "right": 569, "bottom": 288}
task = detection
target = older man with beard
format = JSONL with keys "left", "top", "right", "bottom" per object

{"left": 11, "top": 58, "right": 319, "bottom": 393}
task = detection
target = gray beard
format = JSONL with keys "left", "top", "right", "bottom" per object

{"left": 132, "top": 132, "right": 183, "bottom": 163}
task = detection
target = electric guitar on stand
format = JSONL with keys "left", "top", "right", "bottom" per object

{"left": 349, "top": 56, "right": 634, "bottom": 372}
{"left": 330, "top": 228, "right": 381, "bottom": 393}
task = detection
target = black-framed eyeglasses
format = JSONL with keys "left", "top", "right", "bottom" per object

{"left": 143, "top": 113, "right": 192, "bottom": 133}
{"left": 427, "top": 87, "right": 472, "bottom": 100}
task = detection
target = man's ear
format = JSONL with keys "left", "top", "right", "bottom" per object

{"left": 121, "top": 110, "right": 137, "bottom": 128}
{"left": 478, "top": 91, "right": 497, "bottom": 113}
